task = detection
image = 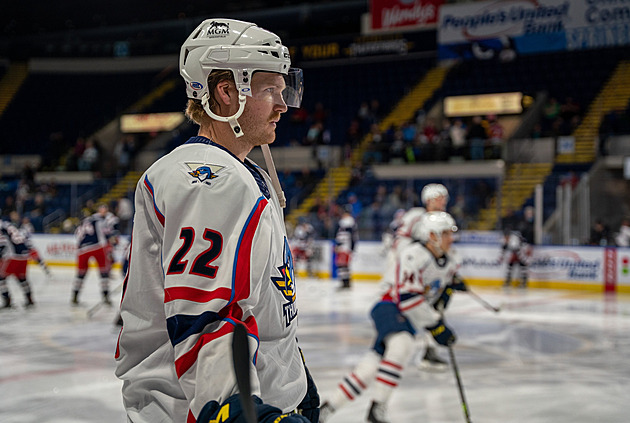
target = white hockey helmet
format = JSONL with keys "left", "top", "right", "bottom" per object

{"left": 421, "top": 183, "right": 449, "bottom": 206}
{"left": 179, "top": 18, "right": 304, "bottom": 136}
{"left": 411, "top": 211, "right": 458, "bottom": 243}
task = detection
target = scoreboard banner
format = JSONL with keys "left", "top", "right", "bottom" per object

{"left": 438, "top": 0, "right": 630, "bottom": 60}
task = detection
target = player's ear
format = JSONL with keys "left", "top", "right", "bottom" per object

{"left": 215, "top": 80, "right": 234, "bottom": 107}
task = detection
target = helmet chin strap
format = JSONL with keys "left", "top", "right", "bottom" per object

{"left": 201, "top": 92, "right": 247, "bottom": 138}
{"left": 200, "top": 92, "right": 287, "bottom": 208}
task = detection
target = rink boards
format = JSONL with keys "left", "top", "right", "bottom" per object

{"left": 30, "top": 234, "right": 630, "bottom": 293}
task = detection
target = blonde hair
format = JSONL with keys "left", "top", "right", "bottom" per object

{"left": 185, "top": 70, "right": 234, "bottom": 126}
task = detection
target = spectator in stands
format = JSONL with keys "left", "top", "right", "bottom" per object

{"left": 467, "top": 116, "right": 487, "bottom": 160}
{"left": 487, "top": 115, "right": 505, "bottom": 159}
{"left": 290, "top": 105, "right": 309, "bottom": 124}
{"left": 449, "top": 118, "right": 467, "bottom": 159}
{"left": 615, "top": 217, "right": 630, "bottom": 247}
{"left": 542, "top": 97, "right": 561, "bottom": 132}
{"left": 305, "top": 121, "right": 324, "bottom": 145}
{"left": 78, "top": 138, "right": 99, "bottom": 171}
{"left": 530, "top": 122, "right": 543, "bottom": 139}
{"left": 347, "top": 193, "right": 363, "bottom": 218}
{"left": 312, "top": 101, "right": 329, "bottom": 125}
{"left": 114, "top": 135, "right": 136, "bottom": 176}
{"left": 560, "top": 96, "right": 581, "bottom": 122}
{"left": 589, "top": 219, "right": 612, "bottom": 246}
{"left": 435, "top": 119, "right": 452, "bottom": 161}
{"left": 1, "top": 195, "right": 17, "bottom": 219}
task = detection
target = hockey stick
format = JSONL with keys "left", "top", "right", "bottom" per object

{"left": 232, "top": 323, "right": 257, "bottom": 423}
{"left": 467, "top": 290, "right": 501, "bottom": 313}
{"left": 86, "top": 281, "right": 124, "bottom": 319}
{"left": 448, "top": 345, "right": 472, "bottom": 423}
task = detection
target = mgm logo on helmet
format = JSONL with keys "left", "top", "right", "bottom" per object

{"left": 206, "top": 21, "right": 230, "bottom": 38}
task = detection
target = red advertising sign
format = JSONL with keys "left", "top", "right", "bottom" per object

{"left": 370, "top": 0, "right": 444, "bottom": 30}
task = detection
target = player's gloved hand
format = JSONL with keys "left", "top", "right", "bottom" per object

{"left": 451, "top": 275, "right": 468, "bottom": 291}
{"left": 197, "top": 394, "right": 310, "bottom": 423}
{"left": 426, "top": 319, "right": 456, "bottom": 346}
{"left": 297, "top": 349, "right": 320, "bottom": 422}
{"left": 433, "top": 287, "right": 453, "bottom": 312}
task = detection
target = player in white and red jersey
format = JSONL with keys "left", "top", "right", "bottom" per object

{"left": 72, "top": 203, "right": 118, "bottom": 305}
{"left": 0, "top": 220, "right": 35, "bottom": 308}
{"left": 319, "top": 212, "right": 460, "bottom": 423}
{"left": 380, "top": 183, "right": 454, "bottom": 369}
{"left": 115, "top": 19, "right": 318, "bottom": 423}
{"left": 291, "top": 217, "right": 316, "bottom": 277}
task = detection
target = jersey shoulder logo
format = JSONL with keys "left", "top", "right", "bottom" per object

{"left": 185, "top": 162, "right": 225, "bottom": 185}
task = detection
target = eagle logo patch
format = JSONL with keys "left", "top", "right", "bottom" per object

{"left": 185, "top": 163, "right": 224, "bottom": 185}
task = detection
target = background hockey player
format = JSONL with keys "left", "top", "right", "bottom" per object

{"left": 115, "top": 19, "right": 319, "bottom": 423}
{"left": 0, "top": 220, "right": 35, "bottom": 309}
{"left": 501, "top": 206, "right": 534, "bottom": 288}
{"left": 8, "top": 211, "right": 51, "bottom": 277}
{"left": 334, "top": 206, "right": 358, "bottom": 289}
{"left": 501, "top": 230, "right": 531, "bottom": 288}
{"left": 292, "top": 217, "right": 316, "bottom": 277}
{"left": 72, "top": 203, "right": 118, "bottom": 305}
{"left": 381, "top": 183, "right": 454, "bottom": 370}
{"left": 319, "top": 212, "right": 459, "bottom": 423}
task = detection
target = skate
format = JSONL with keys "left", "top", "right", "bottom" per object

{"left": 71, "top": 291, "right": 80, "bottom": 306}
{"left": 319, "top": 401, "right": 335, "bottom": 423}
{"left": 102, "top": 294, "right": 112, "bottom": 306}
{"left": 1, "top": 296, "right": 11, "bottom": 310}
{"left": 418, "top": 346, "right": 448, "bottom": 372}
{"left": 25, "top": 293, "right": 35, "bottom": 308}
{"left": 367, "top": 401, "right": 390, "bottom": 423}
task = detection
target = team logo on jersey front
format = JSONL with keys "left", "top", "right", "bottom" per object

{"left": 271, "top": 237, "right": 298, "bottom": 327}
{"left": 185, "top": 162, "right": 224, "bottom": 185}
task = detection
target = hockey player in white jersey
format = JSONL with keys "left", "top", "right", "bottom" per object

{"left": 115, "top": 19, "right": 319, "bottom": 423}
{"left": 380, "top": 183, "right": 458, "bottom": 370}
{"left": 319, "top": 212, "right": 460, "bottom": 423}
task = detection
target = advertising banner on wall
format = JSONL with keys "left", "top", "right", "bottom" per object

{"left": 370, "top": 0, "right": 444, "bottom": 31}
{"left": 31, "top": 235, "right": 630, "bottom": 292}
{"left": 437, "top": 0, "right": 630, "bottom": 60}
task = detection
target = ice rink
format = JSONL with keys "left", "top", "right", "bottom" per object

{"left": 1, "top": 265, "right": 629, "bottom": 423}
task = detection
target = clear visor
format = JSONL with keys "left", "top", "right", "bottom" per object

{"left": 282, "top": 68, "right": 304, "bottom": 108}
{"left": 248, "top": 68, "right": 303, "bottom": 109}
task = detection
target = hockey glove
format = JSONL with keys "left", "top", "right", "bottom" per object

{"left": 196, "top": 394, "right": 310, "bottom": 423}
{"left": 426, "top": 319, "right": 456, "bottom": 346}
{"left": 297, "top": 348, "right": 320, "bottom": 422}
{"left": 433, "top": 287, "right": 453, "bottom": 312}
{"left": 451, "top": 275, "right": 468, "bottom": 292}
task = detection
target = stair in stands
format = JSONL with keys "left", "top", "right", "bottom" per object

{"left": 286, "top": 64, "right": 451, "bottom": 226}
{"left": 97, "top": 171, "right": 143, "bottom": 206}
{"left": 0, "top": 62, "right": 28, "bottom": 117}
{"left": 556, "top": 60, "right": 630, "bottom": 164}
{"left": 470, "top": 162, "right": 553, "bottom": 230}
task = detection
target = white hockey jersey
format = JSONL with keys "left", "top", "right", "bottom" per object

{"left": 380, "top": 207, "right": 427, "bottom": 290}
{"left": 115, "top": 137, "right": 307, "bottom": 422}
{"left": 382, "top": 241, "right": 459, "bottom": 330}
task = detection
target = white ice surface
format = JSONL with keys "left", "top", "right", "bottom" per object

{"left": 1, "top": 265, "right": 628, "bottom": 422}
